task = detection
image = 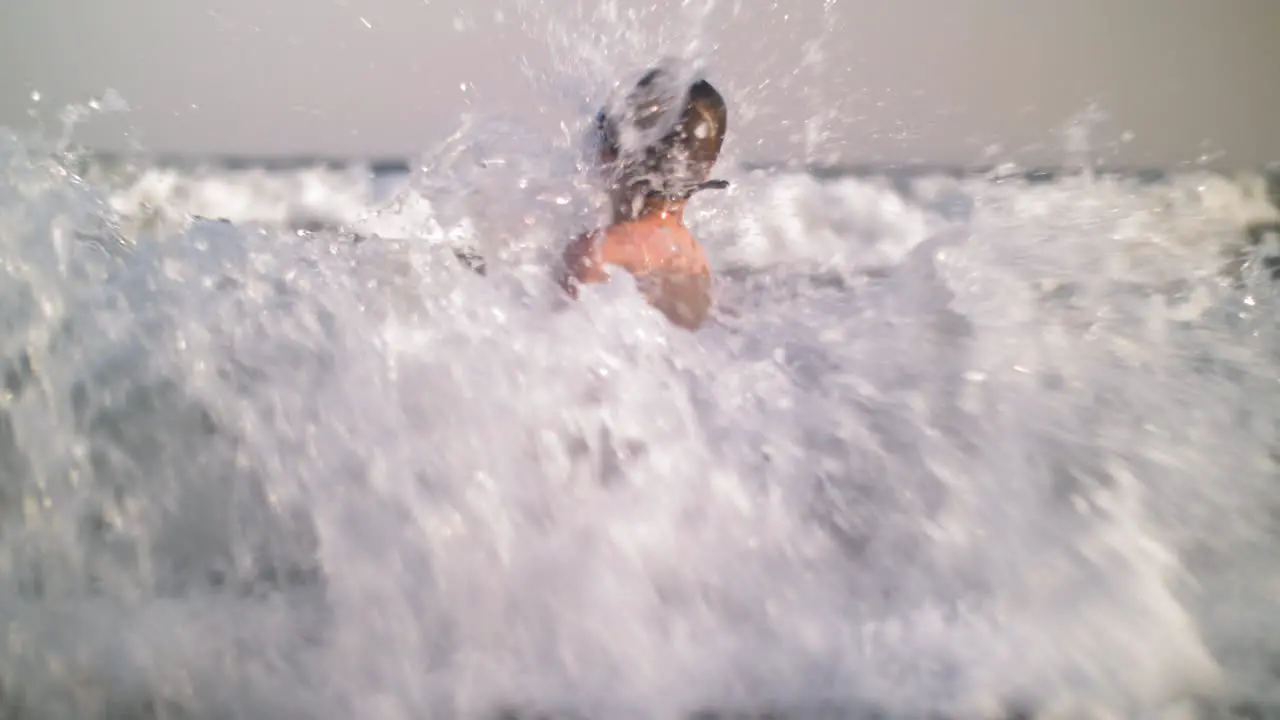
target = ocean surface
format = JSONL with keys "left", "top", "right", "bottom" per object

{"left": 4, "top": 95, "right": 1280, "bottom": 719}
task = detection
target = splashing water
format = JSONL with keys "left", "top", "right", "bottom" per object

{"left": 4, "top": 4, "right": 1280, "bottom": 719}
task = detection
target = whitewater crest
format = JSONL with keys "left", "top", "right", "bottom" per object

{"left": 3, "top": 18, "right": 1280, "bottom": 719}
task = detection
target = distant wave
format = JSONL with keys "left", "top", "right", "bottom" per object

{"left": 70, "top": 151, "right": 1280, "bottom": 187}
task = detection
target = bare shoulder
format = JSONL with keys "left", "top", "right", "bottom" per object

{"left": 558, "top": 221, "right": 714, "bottom": 330}
{"left": 568, "top": 226, "right": 647, "bottom": 272}
{"left": 681, "top": 231, "right": 711, "bottom": 276}
{"left": 650, "top": 224, "right": 709, "bottom": 277}
{"left": 560, "top": 228, "right": 615, "bottom": 294}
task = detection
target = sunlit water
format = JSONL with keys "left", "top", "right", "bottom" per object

{"left": 6, "top": 4, "right": 1280, "bottom": 718}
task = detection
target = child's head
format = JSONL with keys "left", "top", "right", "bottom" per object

{"left": 595, "top": 67, "right": 728, "bottom": 208}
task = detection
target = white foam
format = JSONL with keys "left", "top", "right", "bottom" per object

{"left": 3, "top": 75, "right": 1280, "bottom": 720}
{"left": 102, "top": 164, "right": 386, "bottom": 234}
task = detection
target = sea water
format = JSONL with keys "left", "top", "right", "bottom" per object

{"left": 3, "top": 6, "right": 1280, "bottom": 720}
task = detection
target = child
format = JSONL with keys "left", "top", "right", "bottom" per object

{"left": 560, "top": 67, "right": 729, "bottom": 330}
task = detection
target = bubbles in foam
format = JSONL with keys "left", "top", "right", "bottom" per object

{"left": 3, "top": 13, "right": 1280, "bottom": 720}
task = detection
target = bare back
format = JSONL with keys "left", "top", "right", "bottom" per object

{"left": 561, "top": 215, "right": 713, "bottom": 330}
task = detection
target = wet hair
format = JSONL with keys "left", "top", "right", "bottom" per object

{"left": 595, "top": 67, "right": 729, "bottom": 202}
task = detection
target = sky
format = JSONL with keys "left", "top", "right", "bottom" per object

{"left": 2, "top": 0, "right": 1278, "bottom": 168}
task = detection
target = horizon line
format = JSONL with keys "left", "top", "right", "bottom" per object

{"left": 67, "top": 150, "right": 1280, "bottom": 181}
